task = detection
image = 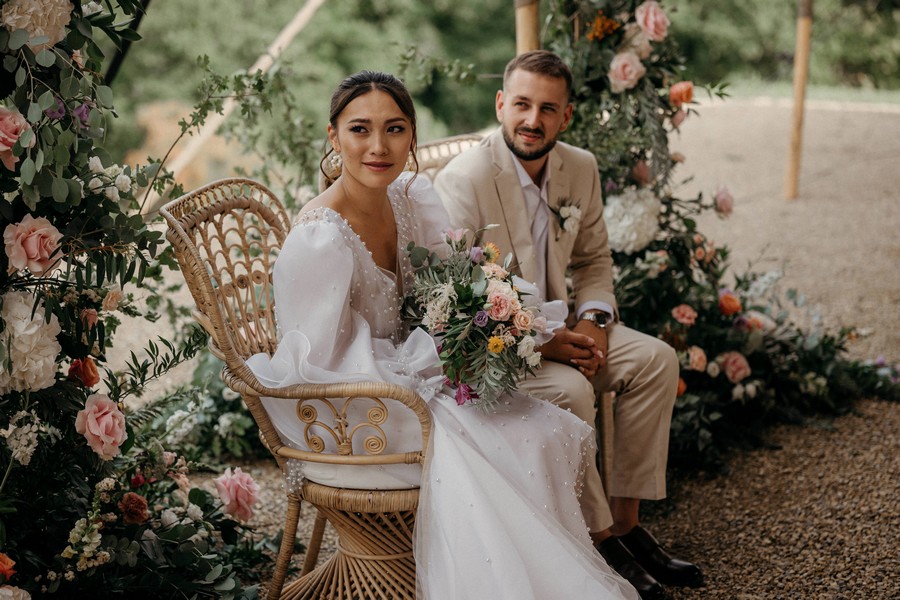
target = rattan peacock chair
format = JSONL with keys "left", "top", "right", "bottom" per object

{"left": 160, "top": 178, "right": 432, "bottom": 600}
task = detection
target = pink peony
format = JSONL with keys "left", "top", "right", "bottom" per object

{"left": 75, "top": 393, "right": 127, "bottom": 460}
{"left": 719, "top": 351, "right": 751, "bottom": 384}
{"left": 3, "top": 214, "right": 63, "bottom": 275}
{"left": 0, "top": 106, "right": 34, "bottom": 170}
{"left": 214, "top": 467, "right": 260, "bottom": 522}
{"left": 714, "top": 185, "right": 734, "bottom": 217}
{"left": 608, "top": 51, "right": 646, "bottom": 93}
{"left": 687, "top": 346, "right": 707, "bottom": 372}
{"left": 669, "top": 81, "right": 694, "bottom": 108}
{"left": 487, "top": 291, "right": 514, "bottom": 321}
{"left": 634, "top": 1, "right": 670, "bottom": 42}
{"left": 671, "top": 304, "right": 698, "bottom": 326}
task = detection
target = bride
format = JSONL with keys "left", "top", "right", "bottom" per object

{"left": 246, "top": 70, "right": 638, "bottom": 600}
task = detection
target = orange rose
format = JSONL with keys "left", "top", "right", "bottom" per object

{"left": 69, "top": 356, "right": 100, "bottom": 388}
{"left": 718, "top": 291, "right": 742, "bottom": 316}
{"left": 0, "top": 552, "right": 15, "bottom": 580}
{"left": 669, "top": 81, "right": 694, "bottom": 108}
{"left": 676, "top": 377, "right": 687, "bottom": 396}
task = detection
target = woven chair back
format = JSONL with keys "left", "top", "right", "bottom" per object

{"left": 160, "top": 178, "right": 290, "bottom": 373}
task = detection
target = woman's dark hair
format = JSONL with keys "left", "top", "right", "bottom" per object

{"left": 320, "top": 70, "right": 419, "bottom": 185}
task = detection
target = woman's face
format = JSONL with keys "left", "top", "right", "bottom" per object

{"left": 328, "top": 90, "right": 413, "bottom": 192}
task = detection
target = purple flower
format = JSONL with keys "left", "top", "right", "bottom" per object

{"left": 44, "top": 98, "right": 66, "bottom": 120}
{"left": 73, "top": 103, "right": 91, "bottom": 127}
{"left": 474, "top": 310, "right": 489, "bottom": 327}
{"left": 454, "top": 383, "right": 477, "bottom": 406}
{"left": 604, "top": 179, "right": 619, "bottom": 194}
{"left": 469, "top": 246, "right": 484, "bottom": 263}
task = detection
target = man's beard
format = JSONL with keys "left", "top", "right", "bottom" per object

{"left": 502, "top": 125, "right": 558, "bottom": 162}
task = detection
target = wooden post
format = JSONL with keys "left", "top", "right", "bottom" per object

{"left": 785, "top": 0, "right": 813, "bottom": 200}
{"left": 515, "top": 0, "right": 540, "bottom": 54}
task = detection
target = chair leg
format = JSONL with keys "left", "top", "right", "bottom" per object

{"left": 300, "top": 509, "right": 327, "bottom": 577}
{"left": 268, "top": 492, "right": 302, "bottom": 600}
{"left": 596, "top": 391, "right": 615, "bottom": 498}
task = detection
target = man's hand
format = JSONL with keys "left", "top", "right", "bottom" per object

{"left": 539, "top": 325, "right": 606, "bottom": 378}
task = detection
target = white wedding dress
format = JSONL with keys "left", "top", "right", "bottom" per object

{"left": 246, "top": 173, "right": 637, "bottom": 600}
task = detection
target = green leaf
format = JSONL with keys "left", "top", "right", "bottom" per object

{"left": 60, "top": 76, "right": 80, "bottom": 97}
{"left": 52, "top": 177, "right": 68, "bottom": 203}
{"left": 7, "top": 29, "right": 29, "bottom": 50}
{"left": 26, "top": 102, "right": 41, "bottom": 124}
{"left": 20, "top": 157, "right": 36, "bottom": 185}
{"left": 37, "top": 90, "right": 56, "bottom": 110}
{"left": 14, "top": 66, "right": 26, "bottom": 87}
{"left": 35, "top": 49, "right": 56, "bottom": 67}
{"left": 33, "top": 148, "right": 44, "bottom": 172}
{"left": 96, "top": 85, "right": 114, "bottom": 108}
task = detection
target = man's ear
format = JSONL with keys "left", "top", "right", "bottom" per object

{"left": 495, "top": 89, "right": 505, "bottom": 123}
{"left": 560, "top": 102, "right": 574, "bottom": 132}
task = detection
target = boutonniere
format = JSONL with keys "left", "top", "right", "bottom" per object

{"left": 549, "top": 199, "right": 582, "bottom": 239}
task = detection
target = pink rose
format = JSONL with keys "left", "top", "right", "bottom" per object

{"left": 687, "top": 346, "right": 707, "bottom": 371}
{"left": 512, "top": 308, "right": 534, "bottom": 332}
{"left": 0, "top": 107, "right": 34, "bottom": 170}
{"left": 81, "top": 308, "right": 99, "bottom": 329}
{"left": 671, "top": 304, "right": 698, "bottom": 326}
{"left": 163, "top": 451, "right": 177, "bottom": 467}
{"left": 608, "top": 51, "right": 646, "bottom": 93}
{"left": 102, "top": 287, "right": 124, "bottom": 311}
{"left": 669, "top": 81, "right": 694, "bottom": 108}
{"left": 487, "top": 291, "right": 514, "bottom": 321}
{"left": 634, "top": 1, "right": 670, "bottom": 42}
{"left": 719, "top": 351, "right": 751, "bottom": 384}
{"left": 75, "top": 393, "right": 127, "bottom": 460}
{"left": 714, "top": 185, "right": 734, "bottom": 217}
{"left": 671, "top": 109, "right": 686, "bottom": 129}
{"left": 214, "top": 467, "right": 260, "bottom": 522}
{"left": 3, "top": 214, "right": 63, "bottom": 275}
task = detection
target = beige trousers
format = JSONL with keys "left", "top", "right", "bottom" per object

{"left": 517, "top": 323, "right": 679, "bottom": 533}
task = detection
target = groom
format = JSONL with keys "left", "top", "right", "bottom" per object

{"left": 435, "top": 50, "right": 703, "bottom": 599}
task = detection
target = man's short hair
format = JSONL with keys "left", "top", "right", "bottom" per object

{"left": 503, "top": 50, "right": 574, "bottom": 100}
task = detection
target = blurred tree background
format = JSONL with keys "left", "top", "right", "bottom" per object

{"left": 105, "top": 0, "right": 899, "bottom": 167}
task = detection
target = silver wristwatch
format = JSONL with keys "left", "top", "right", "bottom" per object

{"left": 579, "top": 311, "right": 611, "bottom": 329}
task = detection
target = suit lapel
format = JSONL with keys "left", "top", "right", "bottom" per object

{"left": 546, "top": 150, "right": 571, "bottom": 303}
{"left": 489, "top": 133, "right": 537, "bottom": 283}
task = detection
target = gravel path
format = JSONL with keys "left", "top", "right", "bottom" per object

{"left": 183, "top": 99, "right": 900, "bottom": 597}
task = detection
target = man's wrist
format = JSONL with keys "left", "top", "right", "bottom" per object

{"left": 578, "top": 310, "right": 612, "bottom": 330}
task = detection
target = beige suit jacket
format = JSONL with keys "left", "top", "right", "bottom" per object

{"left": 435, "top": 129, "right": 617, "bottom": 315}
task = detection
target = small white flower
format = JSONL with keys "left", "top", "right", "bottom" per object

{"left": 186, "top": 503, "right": 204, "bottom": 522}
{"left": 103, "top": 186, "right": 119, "bottom": 202}
{"left": 744, "top": 381, "right": 757, "bottom": 399}
{"left": 160, "top": 509, "right": 179, "bottom": 528}
{"left": 731, "top": 384, "right": 745, "bottom": 401}
{"left": 706, "top": 362, "right": 720, "bottom": 378}
{"left": 88, "top": 177, "right": 103, "bottom": 191}
{"left": 82, "top": 2, "right": 103, "bottom": 17}
{"left": 88, "top": 156, "right": 104, "bottom": 173}
{"left": 114, "top": 173, "right": 131, "bottom": 193}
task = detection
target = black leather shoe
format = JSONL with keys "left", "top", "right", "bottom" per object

{"left": 618, "top": 525, "right": 704, "bottom": 588}
{"left": 596, "top": 537, "right": 669, "bottom": 600}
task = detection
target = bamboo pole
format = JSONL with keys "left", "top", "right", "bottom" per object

{"left": 515, "top": 0, "right": 541, "bottom": 54}
{"left": 142, "top": 0, "right": 327, "bottom": 215}
{"left": 785, "top": 0, "right": 813, "bottom": 200}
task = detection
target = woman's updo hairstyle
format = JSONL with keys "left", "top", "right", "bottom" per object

{"left": 320, "top": 70, "right": 419, "bottom": 186}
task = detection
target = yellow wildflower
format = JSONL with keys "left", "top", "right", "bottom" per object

{"left": 487, "top": 336, "right": 505, "bottom": 354}
{"left": 483, "top": 242, "right": 501, "bottom": 263}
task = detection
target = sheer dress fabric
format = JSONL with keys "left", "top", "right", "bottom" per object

{"left": 246, "top": 173, "right": 637, "bottom": 600}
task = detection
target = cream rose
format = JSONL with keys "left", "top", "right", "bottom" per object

{"left": 608, "top": 51, "right": 646, "bottom": 93}
{"left": 487, "top": 291, "right": 514, "bottom": 321}
{"left": 512, "top": 308, "right": 535, "bottom": 332}
{"left": 4, "top": 214, "right": 63, "bottom": 275}
{"left": 634, "top": 1, "right": 670, "bottom": 42}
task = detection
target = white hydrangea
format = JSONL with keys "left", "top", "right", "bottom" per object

{"left": 603, "top": 187, "right": 662, "bottom": 254}
{"left": 0, "top": 0, "right": 73, "bottom": 52}
{"left": 0, "top": 585, "right": 32, "bottom": 599}
{"left": 0, "top": 291, "right": 62, "bottom": 395}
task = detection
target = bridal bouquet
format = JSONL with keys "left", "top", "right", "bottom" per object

{"left": 404, "top": 228, "right": 549, "bottom": 410}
